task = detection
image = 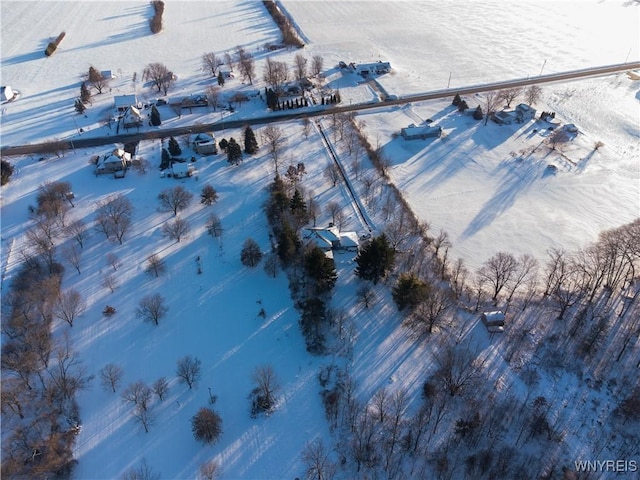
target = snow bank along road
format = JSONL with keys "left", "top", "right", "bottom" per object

{"left": 2, "top": 61, "right": 638, "bottom": 156}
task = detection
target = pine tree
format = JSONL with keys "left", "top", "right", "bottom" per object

{"left": 160, "top": 148, "right": 171, "bottom": 169}
{"left": 244, "top": 126, "right": 258, "bottom": 154}
{"left": 473, "top": 105, "right": 483, "bottom": 120}
{"left": 226, "top": 138, "right": 242, "bottom": 164}
{"left": 289, "top": 189, "right": 306, "bottom": 215}
{"left": 217, "top": 71, "right": 225, "bottom": 86}
{"left": 168, "top": 136, "right": 181, "bottom": 156}
{"left": 304, "top": 246, "right": 337, "bottom": 294}
{"left": 392, "top": 273, "right": 428, "bottom": 311}
{"left": 74, "top": 98, "right": 86, "bottom": 114}
{"left": 355, "top": 234, "right": 396, "bottom": 284}
{"left": 219, "top": 138, "right": 228, "bottom": 151}
{"left": 150, "top": 105, "right": 161, "bottom": 126}
{"left": 80, "top": 82, "right": 91, "bottom": 104}
{"left": 452, "top": 93, "right": 462, "bottom": 106}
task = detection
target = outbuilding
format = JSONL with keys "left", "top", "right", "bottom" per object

{"left": 1, "top": 86, "right": 15, "bottom": 102}
{"left": 481, "top": 311, "right": 505, "bottom": 333}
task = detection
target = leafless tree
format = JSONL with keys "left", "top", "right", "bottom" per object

{"left": 206, "top": 214, "right": 223, "bottom": 240}
{"left": 302, "top": 439, "right": 336, "bottom": 480}
{"left": 176, "top": 355, "right": 202, "bottom": 389}
{"left": 350, "top": 406, "right": 380, "bottom": 472}
{"left": 543, "top": 248, "right": 567, "bottom": 297}
{"left": 133, "top": 404, "right": 154, "bottom": 433}
{"left": 325, "top": 201, "right": 342, "bottom": 227}
{"left": 143, "top": 62, "right": 174, "bottom": 95}
{"left": 302, "top": 118, "right": 312, "bottom": 139}
{"left": 162, "top": 216, "right": 190, "bottom": 242}
{"left": 405, "top": 285, "right": 453, "bottom": 335}
{"left": 158, "top": 185, "right": 193, "bottom": 216}
{"left": 548, "top": 128, "right": 571, "bottom": 150}
{"left": 251, "top": 364, "right": 280, "bottom": 412}
{"left": 102, "top": 273, "right": 117, "bottom": 293}
{"left": 122, "top": 380, "right": 153, "bottom": 410}
{"left": 483, "top": 90, "right": 502, "bottom": 125}
{"left": 383, "top": 388, "right": 409, "bottom": 473}
{"left": 133, "top": 158, "right": 150, "bottom": 175}
{"left": 145, "top": 254, "right": 166, "bottom": 277}
{"left": 357, "top": 285, "right": 376, "bottom": 309}
{"left": 223, "top": 51, "right": 234, "bottom": 71}
{"left": 262, "top": 124, "right": 286, "bottom": 174}
{"left": 99, "top": 363, "right": 124, "bottom": 392}
{"left": 136, "top": 293, "right": 168, "bottom": 325}
{"left": 121, "top": 458, "right": 160, "bottom": 480}
{"left": 152, "top": 376, "right": 169, "bottom": 401}
{"left": 62, "top": 245, "right": 82, "bottom": 274}
{"left": 450, "top": 258, "right": 468, "bottom": 300}
{"left": 525, "top": 85, "right": 542, "bottom": 106}
{"left": 434, "top": 345, "right": 486, "bottom": 397}
{"left": 263, "top": 253, "right": 279, "bottom": 278}
{"left": 311, "top": 55, "right": 324, "bottom": 79}
{"left": 263, "top": 58, "right": 289, "bottom": 96}
{"left": 324, "top": 164, "right": 340, "bottom": 187}
{"left": 191, "top": 407, "right": 223, "bottom": 444}
{"left": 88, "top": 66, "right": 109, "bottom": 94}
{"left": 385, "top": 214, "right": 412, "bottom": 252}
{"left": 65, "top": 218, "right": 87, "bottom": 248}
{"left": 202, "top": 52, "right": 221, "bottom": 77}
{"left": 95, "top": 194, "right": 134, "bottom": 244}
{"left": 293, "top": 53, "right": 308, "bottom": 83}
{"left": 433, "top": 229, "right": 451, "bottom": 259}
{"left": 53, "top": 288, "right": 85, "bottom": 327}
{"left": 199, "top": 460, "right": 222, "bottom": 480}
{"left": 504, "top": 254, "right": 539, "bottom": 312}
{"left": 205, "top": 85, "right": 222, "bottom": 111}
{"left": 106, "top": 252, "right": 120, "bottom": 271}
{"left": 236, "top": 46, "right": 255, "bottom": 84}
{"left": 46, "top": 335, "right": 93, "bottom": 400}
{"left": 498, "top": 87, "right": 522, "bottom": 108}
{"left": 478, "top": 251, "right": 518, "bottom": 304}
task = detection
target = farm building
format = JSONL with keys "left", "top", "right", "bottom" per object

{"left": 303, "top": 225, "right": 359, "bottom": 252}
{"left": 492, "top": 103, "right": 537, "bottom": 125}
{"left": 401, "top": 124, "right": 442, "bottom": 140}
{"left": 353, "top": 61, "right": 391, "bottom": 77}
{"left": 481, "top": 311, "right": 505, "bottom": 333}
{"left": 114, "top": 94, "right": 138, "bottom": 112}
{"left": 96, "top": 148, "right": 131, "bottom": 175}
{"left": 1, "top": 86, "right": 15, "bottom": 102}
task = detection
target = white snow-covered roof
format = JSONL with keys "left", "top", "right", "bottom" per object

{"left": 114, "top": 94, "right": 137, "bottom": 109}
{"left": 339, "top": 232, "right": 359, "bottom": 248}
{"left": 1, "top": 86, "right": 14, "bottom": 102}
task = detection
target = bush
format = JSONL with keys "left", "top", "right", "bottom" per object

{"left": 1, "top": 159, "right": 14, "bottom": 185}
{"left": 191, "top": 407, "right": 223, "bottom": 444}
{"left": 240, "top": 238, "right": 262, "bottom": 267}
{"left": 44, "top": 42, "right": 57, "bottom": 56}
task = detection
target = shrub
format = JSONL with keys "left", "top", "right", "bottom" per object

{"left": 191, "top": 408, "right": 223, "bottom": 444}
{"left": 1, "top": 159, "right": 14, "bottom": 185}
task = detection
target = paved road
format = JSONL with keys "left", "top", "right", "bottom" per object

{"left": 2, "top": 61, "right": 638, "bottom": 157}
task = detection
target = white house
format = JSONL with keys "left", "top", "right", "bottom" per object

{"left": 114, "top": 94, "right": 138, "bottom": 112}
{"left": 303, "top": 225, "right": 359, "bottom": 252}
{"left": 492, "top": 103, "right": 536, "bottom": 125}
{"left": 401, "top": 124, "right": 442, "bottom": 140}
{"left": 354, "top": 61, "right": 391, "bottom": 77}
{"left": 122, "top": 106, "right": 143, "bottom": 128}
{"left": 1, "top": 86, "right": 15, "bottom": 102}
{"left": 192, "top": 133, "right": 217, "bottom": 155}
{"left": 171, "top": 162, "right": 196, "bottom": 179}
{"left": 481, "top": 311, "right": 505, "bottom": 333}
{"left": 96, "top": 148, "right": 131, "bottom": 175}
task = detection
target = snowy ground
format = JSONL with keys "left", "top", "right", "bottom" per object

{"left": 2, "top": 1, "right": 639, "bottom": 479}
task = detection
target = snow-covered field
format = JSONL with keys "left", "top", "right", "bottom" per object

{"left": 2, "top": 1, "right": 639, "bottom": 479}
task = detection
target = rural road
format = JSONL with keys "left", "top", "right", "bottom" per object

{"left": 1, "top": 61, "right": 638, "bottom": 156}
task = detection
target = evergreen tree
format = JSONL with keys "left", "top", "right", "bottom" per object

{"left": 217, "top": 71, "right": 225, "bottom": 86}
{"left": 244, "top": 126, "right": 258, "bottom": 154}
{"left": 354, "top": 234, "right": 395, "bottom": 284}
{"left": 160, "top": 148, "right": 171, "bottom": 169}
{"left": 452, "top": 93, "right": 462, "bottom": 106}
{"left": 168, "top": 136, "right": 181, "bottom": 156}
{"left": 226, "top": 138, "right": 242, "bottom": 164}
{"left": 150, "top": 105, "right": 161, "bottom": 126}
{"left": 74, "top": 98, "right": 86, "bottom": 114}
{"left": 1, "top": 159, "right": 14, "bottom": 186}
{"left": 392, "top": 273, "right": 428, "bottom": 311}
{"left": 200, "top": 184, "right": 219, "bottom": 206}
{"left": 304, "top": 246, "right": 337, "bottom": 295}
{"left": 277, "top": 221, "right": 300, "bottom": 265}
{"left": 80, "top": 82, "right": 91, "bottom": 104}
{"left": 458, "top": 100, "right": 469, "bottom": 112}
{"left": 219, "top": 138, "right": 228, "bottom": 151}
{"left": 289, "top": 189, "right": 306, "bottom": 215}
{"left": 240, "top": 238, "right": 263, "bottom": 267}
{"left": 473, "top": 105, "right": 483, "bottom": 120}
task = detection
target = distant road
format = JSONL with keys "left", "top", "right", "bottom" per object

{"left": 2, "top": 61, "right": 638, "bottom": 156}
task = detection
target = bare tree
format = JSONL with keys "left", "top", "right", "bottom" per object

{"left": 136, "top": 293, "right": 168, "bottom": 325}
{"left": 357, "top": 285, "right": 376, "bottom": 309}
{"left": 483, "top": 90, "right": 502, "bottom": 125}
{"left": 311, "top": 55, "right": 324, "bottom": 79}
{"left": 498, "top": 87, "right": 522, "bottom": 108}
{"left": 46, "top": 335, "right": 93, "bottom": 400}
{"left": 158, "top": 185, "right": 193, "bottom": 216}
{"left": 383, "top": 388, "right": 409, "bottom": 473}
{"left": 191, "top": 407, "right": 223, "bottom": 444}
{"left": 405, "top": 285, "right": 453, "bottom": 335}
{"left": 293, "top": 53, "right": 308, "bottom": 83}
{"left": 95, "top": 194, "right": 134, "bottom": 244}
{"left": 206, "top": 214, "right": 223, "bottom": 240}
{"left": 122, "top": 380, "right": 153, "bottom": 409}
{"left": 302, "top": 439, "right": 336, "bottom": 480}
{"left": 251, "top": 364, "right": 280, "bottom": 413}
{"left": 88, "top": 66, "right": 109, "bottom": 94}
{"left": 176, "top": 355, "right": 202, "bottom": 389}
{"left": 102, "top": 273, "right": 117, "bottom": 293}
{"left": 202, "top": 52, "right": 220, "bottom": 77}
{"left": 350, "top": 407, "right": 380, "bottom": 472}
{"left": 372, "top": 387, "right": 390, "bottom": 423}
{"left": 263, "top": 58, "right": 289, "bottom": 96}
{"left": 450, "top": 258, "right": 468, "bottom": 300}
{"left": 99, "top": 363, "right": 124, "bottom": 392}
{"left": 152, "top": 376, "right": 169, "bottom": 401}
{"left": 205, "top": 85, "right": 222, "bottom": 111}
{"left": 121, "top": 458, "right": 160, "bottom": 480}
{"left": 324, "top": 164, "right": 340, "bottom": 187}
{"left": 548, "top": 128, "right": 571, "bottom": 151}
{"left": 65, "top": 218, "right": 87, "bottom": 248}
{"left": 162, "top": 217, "right": 190, "bottom": 242}
{"left": 504, "top": 254, "right": 538, "bottom": 312}
{"left": 223, "top": 51, "right": 234, "bottom": 71}
{"left": 199, "top": 460, "right": 222, "bottom": 480}
{"left": 62, "top": 245, "right": 82, "bottom": 274}
{"left": 478, "top": 251, "right": 518, "bottom": 304}
{"left": 433, "top": 229, "right": 451, "bottom": 259}
{"left": 25, "top": 226, "right": 56, "bottom": 273}
{"left": 53, "top": 289, "right": 85, "bottom": 327}
{"left": 106, "top": 252, "right": 120, "bottom": 271}
{"left": 525, "top": 85, "right": 542, "bottom": 106}
{"left": 145, "top": 254, "right": 166, "bottom": 277}
{"left": 262, "top": 124, "right": 286, "bottom": 174}
{"left": 236, "top": 47, "right": 255, "bottom": 84}
{"left": 143, "top": 62, "right": 174, "bottom": 95}
{"left": 263, "top": 253, "right": 279, "bottom": 278}
{"left": 326, "top": 201, "right": 342, "bottom": 226}
{"left": 433, "top": 345, "right": 486, "bottom": 397}
{"left": 302, "top": 117, "right": 312, "bottom": 138}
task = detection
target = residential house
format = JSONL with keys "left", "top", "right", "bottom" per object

{"left": 96, "top": 148, "right": 131, "bottom": 175}
{"left": 481, "top": 311, "right": 505, "bottom": 333}
{"left": 303, "top": 225, "right": 359, "bottom": 253}
{"left": 192, "top": 133, "right": 217, "bottom": 155}
{"left": 171, "top": 161, "right": 196, "bottom": 179}
{"left": 114, "top": 94, "right": 138, "bottom": 112}
{"left": 122, "top": 106, "right": 143, "bottom": 128}
{"left": 401, "top": 123, "right": 442, "bottom": 140}
{"left": 354, "top": 61, "right": 391, "bottom": 77}
{"left": 492, "top": 103, "right": 537, "bottom": 125}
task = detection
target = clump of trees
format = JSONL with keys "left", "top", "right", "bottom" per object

{"left": 44, "top": 31, "right": 65, "bottom": 56}
{"left": 262, "top": 0, "right": 304, "bottom": 47}
{"left": 150, "top": 0, "right": 164, "bottom": 33}
{"left": 143, "top": 62, "right": 174, "bottom": 95}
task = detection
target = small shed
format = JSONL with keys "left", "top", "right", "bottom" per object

{"left": 171, "top": 162, "right": 195, "bottom": 179}
{"left": 401, "top": 124, "right": 442, "bottom": 140}
{"left": 114, "top": 94, "right": 138, "bottom": 112}
{"left": 482, "top": 311, "right": 505, "bottom": 333}
{"left": 1, "top": 86, "right": 15, "bottom": 102}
